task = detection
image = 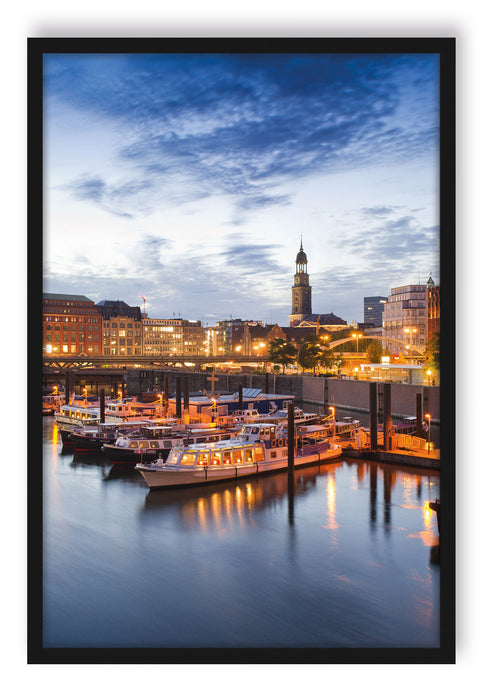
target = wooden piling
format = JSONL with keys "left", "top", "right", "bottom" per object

{"left": 238, "top": 385, "right": 243, "bottom": 411}
{"left": 163, "top": 374, "right": 169, "bottom": 415}
{"left": 369, "top": 383, "right": 378, "bottom": 450}
{"left": 65, "top": 371, "right": 72, "bottom": 401}
{"left": 99, "top": 388, "right": 105, "bottom": 424}
{"left": 265, "top": 372, "right": 269, "bottom": 394}
{"left": 416, "top": 393, "right": 423, "bottom": 437}
{"left": 383, "top": 383, "right": 392, "bottom": 451}
{"left": 175, "top": 376, "right": 182, "bottom": 418}
{"left": 183, "top": 376, "right": 189, "bottom": 411}
{"left": 287, "top": 402, "right": 295, "bottom": 473}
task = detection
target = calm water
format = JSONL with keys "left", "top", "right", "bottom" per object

{"left": 42, "top": 417, "right": 440, "bottom": 649}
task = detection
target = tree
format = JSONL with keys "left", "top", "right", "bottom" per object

{"left": 424, "top": 332, "right": 440, "bottom": 370}
{"left": 298, "top": 335, "right": 322, "bottom": 373}
{"left": 319, "top": 347, "right": 337, "bottom": 371}
{"left": 268, "top": 338, "right": 297, "bottom": 373}
{"left": 366, "top": 339, "right": 383, "bottom": 364}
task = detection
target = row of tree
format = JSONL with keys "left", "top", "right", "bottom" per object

{"left": 267, "top": 332, "right": 440, "bottom": 374}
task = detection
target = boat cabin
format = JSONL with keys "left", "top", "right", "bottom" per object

{"left": 166, "top": 441, "right": 264, "bottom": 469}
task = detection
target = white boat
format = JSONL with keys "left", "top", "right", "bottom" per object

{"left": 55, "top": 396, "right": 161, "bottom": 427}
{"left": 54, "top": 402, "right": 101, "bottom": 427}
{"left": 135, "top": 422, "right": 342, "bottom": 489}
{"left": 241, "top": 406, "right": 320, "bottom": 426}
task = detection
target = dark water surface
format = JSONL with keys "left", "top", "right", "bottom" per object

{"left": 42, "top": 417, "right": 440, "bottom": 649}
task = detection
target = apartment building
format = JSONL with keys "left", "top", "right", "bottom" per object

{"left": 382, "top": 284, "right": 427, "bottom": 350}
{"left": 142, "top": 318, "right": 205, "bottom": 356}
{"left": 96, "top": 300, "right": 143, "bottom": 356}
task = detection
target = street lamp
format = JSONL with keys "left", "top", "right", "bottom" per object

{"left": 425, "top": 413, "right": 431, "bottom": 453}
{"left": 328, "top": 406, "right": 336, "bottom": 442}
{"left": 352, "top": 333, "right": 363, "bottom": 352}
{"left": 404, "top": 327, "right": 417, "bottom": 348}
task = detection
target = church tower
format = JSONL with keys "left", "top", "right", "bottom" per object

{"left": 289, "top": 240, "right": 312, "bottom": 326}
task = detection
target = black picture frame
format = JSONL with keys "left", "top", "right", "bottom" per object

{"left": 28, "top": 36, "right": 455, "bottom": 664}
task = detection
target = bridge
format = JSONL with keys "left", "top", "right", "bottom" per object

{"left": 42, "top": 353, "right": 269, "bottom": 370}
{"left": 325, "top": 335, "right": 425, "bottom": 358}
{"left": 42, "top": 336, "right": 424, "bottom": 370}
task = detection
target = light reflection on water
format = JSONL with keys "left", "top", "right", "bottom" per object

{"left": 42, "top": 417, "right": 440, "bottom": 649}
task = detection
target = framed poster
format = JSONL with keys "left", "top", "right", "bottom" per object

{"left": 28, "top": 37, "right": 455, "bottom": 663}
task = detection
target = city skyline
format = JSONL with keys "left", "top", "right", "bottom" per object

{"left": 43, "top": 51, "right": 440, "bottom": 325}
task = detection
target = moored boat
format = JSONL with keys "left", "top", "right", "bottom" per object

{"left": 135, "top": 422, "right": 342, "bottom": 489}
{"left": 392, "top": 416, "right": 427, "bottom": 435}
{"left": 249, "top": 406, "right": 321, "bottom": 426}
{"left": 102, "top": 425, "right": 236, "bottom": 465}
{"left": 54, "top": 402, "right": 101, "bottom": 427}
{"left": 70, "top": 421, "right": 153, "bottom": 453}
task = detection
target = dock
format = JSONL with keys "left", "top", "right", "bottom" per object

{"left": 340, "top": 440, "right": 440, "bottom": 470}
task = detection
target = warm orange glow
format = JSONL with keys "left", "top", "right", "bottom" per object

{"left": 51, "top": 421, "right": 59, "bottom": 445}
{"left": 325, "top": 472, "right": 339, "bottom": 533}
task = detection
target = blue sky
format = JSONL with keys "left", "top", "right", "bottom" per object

{"left": 43, "top": 52, "right": 440, "bottom": 326}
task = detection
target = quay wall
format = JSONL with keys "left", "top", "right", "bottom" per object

{"left": 302, "top": 376, "right": 440, "bottom": 422}
{"left": 124, "top": 369, "right": 440, "bottom": 422}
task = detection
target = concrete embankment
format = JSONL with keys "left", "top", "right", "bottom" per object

{"left": 125, "top": 368, "right": 439, "bottom": 423}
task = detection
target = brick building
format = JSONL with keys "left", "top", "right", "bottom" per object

{"left": 427, "top": 278, "right": 440, "bottom": 342}
{"left": 43, "top": 293, "right": 102, "bottom": 356}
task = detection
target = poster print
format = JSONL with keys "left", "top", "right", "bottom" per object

{"left": 28, "top": 37, "right": 455, "bottom": 663}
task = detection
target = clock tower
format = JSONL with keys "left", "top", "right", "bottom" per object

{"left": 289, "top": 240, "right": 312, "bottom": 326}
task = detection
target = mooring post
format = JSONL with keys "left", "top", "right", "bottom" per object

{"left": 163, "top": 374, "right": 169, "bottom": 416}
{"left": 176, "top": 376, "right": 182, "bottom": 419}
{"left": 265, "top": 372, "right": 269, "bottom": 394}
{"left": 369, "top": 382, "right": 378, "bottom": 451}
{"left": 65, "top": 371, "right": 72, "bottom": 402}
{"left": 238, "top": 385, "right": 243, "bottom": 411}
{"left": 416, "top": 393, "right": 423, "bottom": 437}
{"left": 383, "top": 383, "right": 392, "bottom": 451}
{"left": 183, "top": 376, "right": 189, "bottom": 411}
{"left": 99, "top": 388, "right": 105, "bottom": 425}
{"left": 287, "top": 402, "right": 295, "bottom": 474}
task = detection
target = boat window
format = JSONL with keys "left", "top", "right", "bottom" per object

{"left": 168, "top": 449, "right": 181, "bottom": 465}
{"left": 129, "top": 441, "right": 138, "bottom": 448}
{"left": 222, "top": 450, "right": 233, "bottom": 465}
{"left": 251, "top": 427, "right": 259, "bottom": 434}
{"left": 138, "top": 441, "right": 149, "bottom": 449}
{"left": 255, "top": 445, "right": 264, "bottom": 460}
{"left": 197, "top": 451, "right": 209, "bottom": 467}
{"left": 234, "top": 449, "right": 243, "bottom": 464}
{"left": 211, "top": 451, "right": 222, "bottom": 466}
{"left": 149, "top": 441, "right": 160, "bottom": 448}
{"left": 180, "top": 451, "right": 197, "bottom": 466}
{"left": 270, "top": 451, "right": 277, "bottom": 459}
{"left": 282, "top": 449, "right": 288, "bottom": 457}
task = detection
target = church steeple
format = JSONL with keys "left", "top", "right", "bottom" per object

{"left": 289, "top": 239, "right": 312, "bottom": 326}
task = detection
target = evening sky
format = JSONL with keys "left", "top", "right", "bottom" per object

{"left": 43, "top": 51, "right": 440, "bottom": 325}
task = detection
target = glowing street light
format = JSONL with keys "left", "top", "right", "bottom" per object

{"left": 425, "top": 413, "right": 431, "bottom": 453}
{"left": 404, "top": 327, "right": 417, "bottom": 347}
{"left": 352, "top": 333, "right": 363, "bottom": 352}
